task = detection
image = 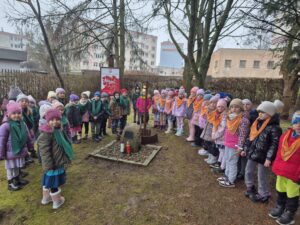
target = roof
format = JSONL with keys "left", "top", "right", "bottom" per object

{"left": 0, "top": 48, "right": 27, "bottom": 62}
{"left": 215, "top": 48, "right": 272, "bottom": 53}
{"left": 0, "top": 31, "right": 26, "bottom": 38}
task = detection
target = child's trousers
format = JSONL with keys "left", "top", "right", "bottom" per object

{"left": 224, "top": 146, "right": 239, "bottom": 183}
{"left": 6, "top": 168, "right": 19, "bottom": 180}
{"left": 245, "top": 159, "right": 270, "bottom": 197}
{"left": 91, "top": 121, "right": 101, "bottom": 137}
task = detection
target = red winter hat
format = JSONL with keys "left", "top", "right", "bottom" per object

{"left": 45, "top": 108, "right": 62, "bottom": 122}
{"left": 121, "top": 88, "right": 128, "bottom": 94}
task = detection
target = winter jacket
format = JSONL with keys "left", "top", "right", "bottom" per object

{"left": 120, "top": 96, "right": 130, "bottom": 115}
{"left": 65, "top": 103, "right": 82, "bottom": 127}
{"left": 224, "top": 114, "right": 250, "bottom": 149}
{"left": 244, "top": 116, "right": 282, "bottom": 164}
{"left": 172, "top": 98, "right": 187, "bottom": 117}
{"left": 244, "top": 109, "right": 259, "bottom": 126}
{"left": 164, "top": 98, "right": 174, "bottom": 115}
{"left": 102, "top": 100, "right": 111, "bottom": 119}
{"left": 136, "top": 97, "right": 151, "bottom": 113}
{"left": 201, "top": 121, "right": 213, "bottom": 142}
{"left": 130, "top": 93, "right": 140, "bottom": 110}
{"left": 0, "top": 122, "right": 31, "bottom": 160}
{"left": 212, "top": 112, "right": 227, "bottom": 145}
{"left": 272, "top": 129, "right": 300, "bottom": 183}
{"left": 37, "top": 124, "right": 71, "bottom": 172}
{"left": 89, "top": 99, "right": 103, "bottom": 122}
{"left": 110, "top": 99, "right": 123, "bottom": 119}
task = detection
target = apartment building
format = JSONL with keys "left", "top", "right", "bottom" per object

{"left": 207, "top": 48, "right": 282, "bottom": 78}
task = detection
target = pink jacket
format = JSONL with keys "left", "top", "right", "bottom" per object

{"left": 224, "top": 115, "right": 250, "bottom": 149}
{"left": 136, "top": 97, "right": 151, "bottom": 113}
{"left": 172, "top": 98, "right": 187, "bottom": 117}
{"left": 164, "top": 98, "right": 174, "bottom": 115}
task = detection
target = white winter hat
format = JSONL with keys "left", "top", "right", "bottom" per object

{"left": 81, "top": 91, "right": 91, "bottom": 98}
{"left": 16, "top": 93, "right": 29, "bottom": 102}
{"left": 273, "top": 99, "right": 284, "bottom": 114}
{"left": 257, "top": 101, "right": 277, "bottom": 116}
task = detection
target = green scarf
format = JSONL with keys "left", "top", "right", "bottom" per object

{"left": 61, "top": 115, "right": 68, "bottom": 127}
{"left": 92, "top": 99, "right": 101, "bottom": 116}
{"left": 9, "top": 120, "right": 28, "bottom": 155}
{"left": 53, "top": 129, "right": 75, "bottom": 160}
{"left": 120, "top": 96, "right": 129, "bottom": 109}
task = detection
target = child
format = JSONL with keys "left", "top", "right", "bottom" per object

{"left": 38, "top": 108, "right": 74, "bottom": 209}
{"left": 211, "top": 99, "right": 228, "bottom": 171}
{"left": 201, "top": 95, "right": 220, "bottom": 165}
{"left": 52, "top": 101, "right": 71, "bottom": 141}
{"left": 130, "top": 86, "right": 140, "bottom": 124}
{"left": 164, "top": 90, "right": 175, "bottom": 134}
{"left": 198, "top": 94, "right": 212, "bottom": 155}
{"left": 172, "top": 89, "right": 187, "bottom": 137}
{"left": 243, "top": 101, "right": 281, "bottom": 203}
{"left": 47, "top": 91, "right": 57, "bottom": 104}
{"left": 110, "top": 92, "right": 123, "bottom": 135}
{"left": 100, "top": 92, "right": 111, "bottom": 137}
{"left": 89, "top": 91, "right": 103, "bottom": 142}
{"left": 17, "top": 94, "right": 37, "bottom": 160}
{"left": 269, "top": 111, "right": 300, "bottom": 225}
{"left": 0, "top": 101, "right": 32, "bottom": 191}
{"left": 56, "top": 88, "right": 66, "bottom": 105}
{"left": 79, "top": 91, "right": 91, "bottom": 140}
{"left": 136, "top": 90, "right": 152, "bottom": 126}
{"left": 152, "top": 90, "right": 160, "bottom": 128}
{"left": 157, "top": 90, "right": 167, "bottom": 130}
{"left": 65, "top": 94, "right": 81, "bottom": 144}
{"left": 120, "top": 89, "right": 130, "bottom": 131}
{"left": 218, "top": 98, "right": 250, "bottom": 188}
{"left": 186, "top": 87, "right": 199, "bottom": 142}
{"left": 28, "top": 95, "right": 40, "bottom": 139}
{"left": 190, "top": 89, "right": 205, "bottom": 147}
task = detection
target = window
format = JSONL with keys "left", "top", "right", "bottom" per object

{"left": 224, "top": 59, "right": 232, "bottom": 68}
{"left": 151, "top": 61, "right": 154, "bottom": 65}
{"left": 83, "top": 61, "right": 89, "bottom": 66}
{"left": 267, "top": 61, "right": 274, "bottom": 69}
{"left": 93, "top": 62, "right": 98, "bottom": 67}
{"left": 239, "top": 60, "right": 246, "bottom": 68}
{"left": 145, "top": 53, "right": 148, "bottom": 57}
{"left": 152, "top": 47, "right": 155, "bottom": 51}
{"left": 214, "top": 60, "right": 218, "bottom": 68}
{"left": 11, "top": 44, "right": 13, "bottom": 48}
{"left": 151, "top": 54, "right": 155, "bottom": 58}
{"left": 253, "top": 60, "right": 260, "bottom": 68}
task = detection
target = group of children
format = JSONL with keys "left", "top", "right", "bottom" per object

{"left": 150, "top": 86, "right": 299, "bottom": 225}
{"left": 0, "top": 84, "right": 299, "bottom": 224}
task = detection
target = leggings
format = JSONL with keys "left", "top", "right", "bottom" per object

{"left": 80, "top": 122, "right": 89, "bottom": 135}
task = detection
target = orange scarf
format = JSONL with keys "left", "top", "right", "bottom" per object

{"left": 159, "top": 97, "right": 166, "bottom": 107}
{"left": 227, "top": 113, "right": 243, "bottom": 134}
{"left": 207, "top": 110, "right": 223, "bottom": 129}
{"left": 176, "top": 97, "right": 185, "bottom": 108}
{"left": 249, "top": 117, "right": 271, "bottom": 141}
{"left": 187, "top": 97, "right": 196, "bottom": 108}
{"left": 200, "top": 105, "right": 208, "bottom": 116}
{"left": 281, "top": 129, "right": 300, "bottom": 161}
{"left": 193, "top": 98, "right": 204, "bottom": 113}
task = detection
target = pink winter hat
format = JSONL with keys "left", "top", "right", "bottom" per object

{"left": 217, "top": 99, "right": 228, "bottom": 108}
{"left": 45, "top": 108, "right": 62, "bottom": 122}
{"left": 209, "top": 95, "right": 220, "bottom": 103}
{"left": 52, "top": 100, "right": 64, "bottom": 109}
{"left": 191, "top": 86, "right": 199, "bottom": 93}
{"left": 7, "top": 101, "right": 22, "bottom": 117}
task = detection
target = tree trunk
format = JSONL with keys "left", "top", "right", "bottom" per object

{"left": 282, "top": 77, "right": 295, "bottom": 119}
{"left": 112, "top": 0, "right": 119, "bottom": 67}
{"left": 119, "top": 0, "right": 125, "bottom": 88}
{"left": 182, "top": 61, "right": 192, "bottom": 91}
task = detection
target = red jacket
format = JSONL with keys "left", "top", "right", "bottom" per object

{"left": 272, "top": 129, "right": 300, "bottom": 183}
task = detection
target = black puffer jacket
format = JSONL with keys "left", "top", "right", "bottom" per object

{"left": 244, "top": 116, "right": 282, "bottom": 164}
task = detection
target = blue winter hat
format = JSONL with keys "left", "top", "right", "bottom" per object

{"left": 94, "top": 91, "right": 101, "bottom": 97}
{"left": 292, "top": 111, "right": 300, "bottom": 125}
{"left": 69, "top": 94, "right": 79, "bottom": 102}
{"left": 203, "top": 94, "right": 212, "bottom": 101}
{"left": 204, "top": 90, "right": 211, "bottom": 94}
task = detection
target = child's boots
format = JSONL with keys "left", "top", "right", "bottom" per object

{"left": 165, "top": 121, "right": 173, "bottom": 134}
{"left": 41, "top": 186, "right": 52, "bottom": 205}
{"left": 8, "top": 178, "right": 22, "bottom": 191}
{"left": 50, "top": 188, "right": 65, "bottom": 209}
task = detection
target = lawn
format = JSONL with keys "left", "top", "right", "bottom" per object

{"left": 0, "top": 118, "right": 297, "bottom": 225}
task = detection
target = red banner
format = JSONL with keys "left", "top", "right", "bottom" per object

{"left": 100, "top": 68, "right": 120, "bottom": 95}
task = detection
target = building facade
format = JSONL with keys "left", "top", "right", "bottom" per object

{"left": 207, "top": 48, "right": 282, "bottom": 78}
{"left": 159, "top": 41, "right": 183, "bottom": 68}
{"left": 70, "top": 31, "right": 157, "bottom": 73}
{"left": 0, "top": 31, "right": 27, "bottom": 51}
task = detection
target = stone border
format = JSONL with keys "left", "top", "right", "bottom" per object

{"left": 89, "top": 140, "right": 162, "bottom": 166}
